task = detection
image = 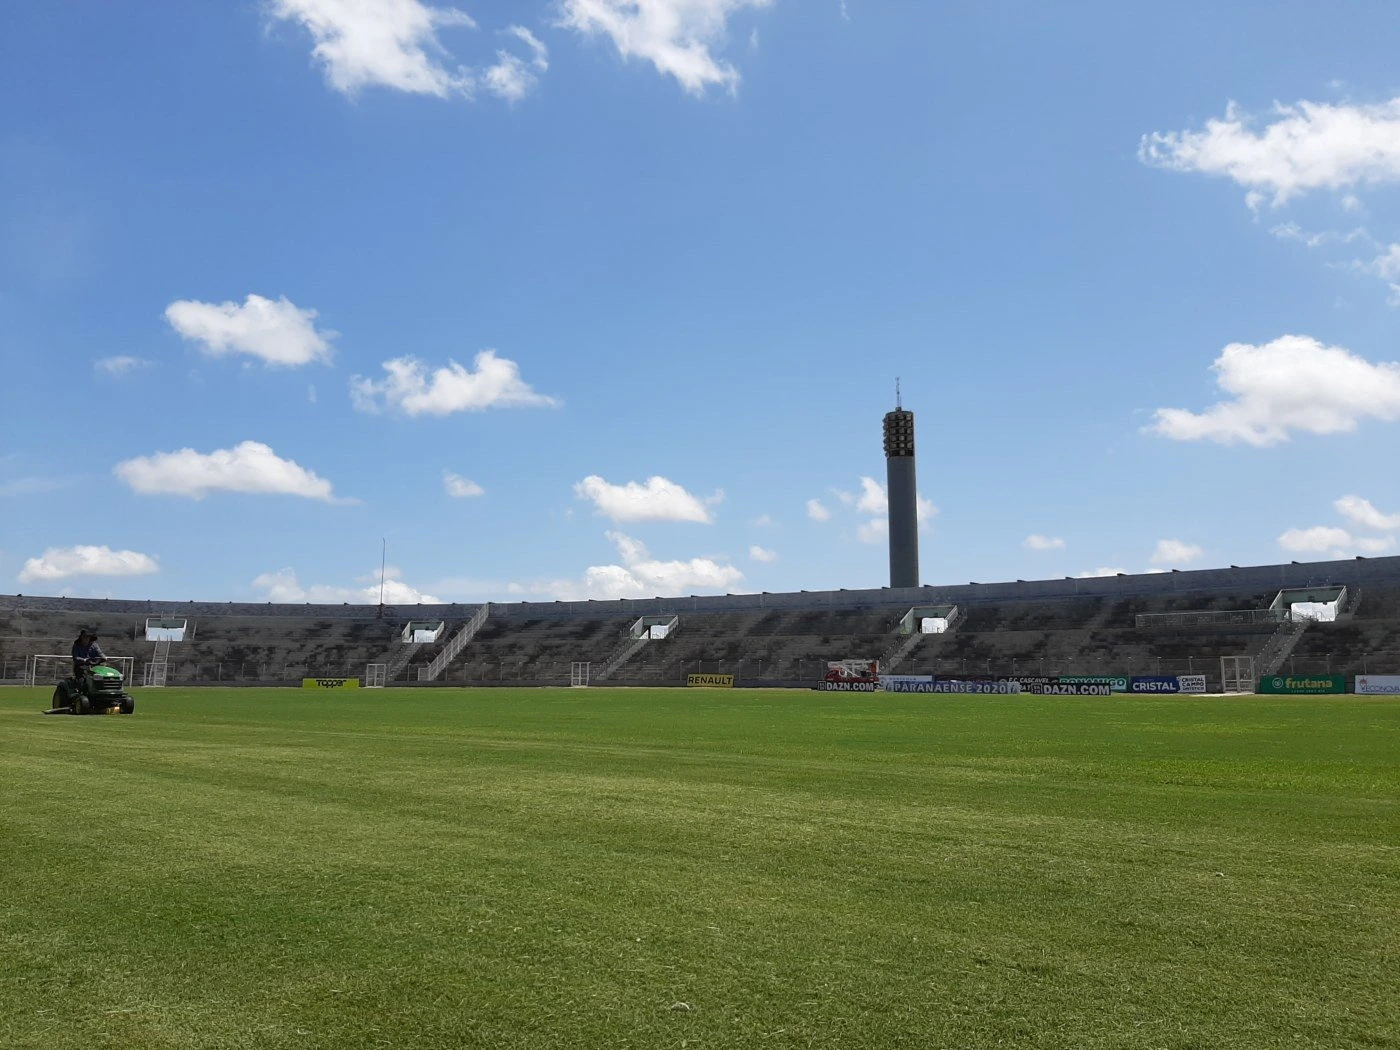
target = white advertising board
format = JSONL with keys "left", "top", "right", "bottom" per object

{"left": 1354, "top": 675, "right": 1400, "bottom": 695}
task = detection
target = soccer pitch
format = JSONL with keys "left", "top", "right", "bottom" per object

{"left": 2, "top": 688, "right": 1396, "bottom": 1049}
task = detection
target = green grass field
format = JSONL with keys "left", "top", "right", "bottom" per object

{"left": 2, "top": 687, "right": 1397, "bottom": 1049}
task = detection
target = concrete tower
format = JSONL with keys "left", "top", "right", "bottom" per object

{"left": 883, "top": 385, "right": 920, "bottom": 589}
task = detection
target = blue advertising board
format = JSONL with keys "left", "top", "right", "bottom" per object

{"left": 1130, "top": 675, "right": 1181, "bottom": 694}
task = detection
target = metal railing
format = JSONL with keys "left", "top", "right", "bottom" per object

{"left": 1136, "top": 609, "right": 1282, "bottom": 628}
{"left": 419, "top": 604, "right": 490, "bottom": 682}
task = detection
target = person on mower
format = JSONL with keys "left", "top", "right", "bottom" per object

{"left": 71, "top": 630, "right": 107, "bottom": 680}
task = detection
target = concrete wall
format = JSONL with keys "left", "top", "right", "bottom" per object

{"left": 5, "top": 555, "right": 1397, "bottom": 622}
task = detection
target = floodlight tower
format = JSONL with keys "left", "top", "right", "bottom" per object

{"left": 883, "top": 381, "right": 920, "bottom": 589}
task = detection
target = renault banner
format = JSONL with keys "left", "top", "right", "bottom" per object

{"left": 687, "top": 673, "right": 735, "bottom": 688}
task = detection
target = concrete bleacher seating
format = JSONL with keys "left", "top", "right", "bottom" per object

{"left": 5, "top": 555, "right": 1400, "bottom": 688}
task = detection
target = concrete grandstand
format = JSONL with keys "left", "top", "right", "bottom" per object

{"left": 6, "top": 555, "right": 1400, "bottom": 690}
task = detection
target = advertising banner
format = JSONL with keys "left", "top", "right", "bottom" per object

{"left": 1255, "top": 675, "right": 1347, "bottom": 695}
{"left": 1058, "top": 675, "right": 1129, "bottom": 693}
{"left": 878, "top": 675, "right": 933, "bottom": 691}
{"left": 1032, "top": 682, "right": 1114, "bottom": 696}
{"left": 821, "top": 659, "right": 880, "bottom": 691}
{"left": 687, "top": 673, "right": 734, "bottom": 688}
{"left": 825, "top": 659, "right": 879, "bottom": 680}
{"left": 1354, "top": 675, "right": 1400, "bottom": 695}
{"left": 881, "top": 678, "right": 1021, "bottom": 694}
{"left": 302, "top": 678, "right": 360, "bottom": 689}
{"left": 1130, "top": 675, "right": 1181, "bottom": 694}
{"left": 995, "top": 676, "right": 1053, "bottom": 687}
{"left": 1177, "top": 674, "right": 1208, "bottom": 694}
{"left": 931, "top": 680, "right": 1022, "bottom": 694}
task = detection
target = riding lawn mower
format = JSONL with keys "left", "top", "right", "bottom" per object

{"left": 46, "top": 664, "right": 136, "bottom": 715}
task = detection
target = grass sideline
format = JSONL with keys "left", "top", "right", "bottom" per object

{"left": 2, "top": 687, "right": 1397, "bottom": 1050}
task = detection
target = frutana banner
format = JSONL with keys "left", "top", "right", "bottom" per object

{"left": 302, "top": 678, "right": 361, "bottom": 689}
{"left": 687, "top": 673, "right": 735, "bottom": 688}
{"left": 1255, "top": 675, "right": 1346, "bottom": 695}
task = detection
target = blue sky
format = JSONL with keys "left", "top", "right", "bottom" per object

{"left": 4, "top": 0, "right": 1400, "bottom": 603}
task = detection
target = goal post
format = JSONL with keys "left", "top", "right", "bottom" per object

{"left": 27, "top": 654, "right": 135, "bottom": 688}
{"left": 365, "top": 663, "right": 387, "bottom": 688}
{"left": 570, "top": 662, "right": 591, "bottom": 688}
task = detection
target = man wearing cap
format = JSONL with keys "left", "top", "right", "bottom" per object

{"left": 71, "top": 630, "right": 107, "bottom": 680}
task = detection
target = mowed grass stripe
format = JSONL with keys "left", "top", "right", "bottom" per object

{"left": 2, "top": 688, "right": 1396, "bottom": 1049}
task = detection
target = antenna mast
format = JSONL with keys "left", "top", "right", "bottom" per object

{"left": 895, "top": 376, "right": 902, "bottom": 410}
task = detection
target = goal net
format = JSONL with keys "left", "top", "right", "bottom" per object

{"left": 27, "top": 654, "right": 135, "bottom": 688}
{"left": 365, "top": 663, "right": 387, "bottom": 688}
{"left": 570, "top": 662, "right": 591, "bottom": 688}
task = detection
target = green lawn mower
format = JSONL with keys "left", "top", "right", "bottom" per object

{"left": 47, "top": 664, "right": 136, "bottom": 715}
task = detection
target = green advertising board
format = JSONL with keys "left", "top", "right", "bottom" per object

{"left": 1255, "top": 674, "right": 1347, "bottom": 695}
{"left": 1057, "top": 675, "right": 1129, "bottom": 693}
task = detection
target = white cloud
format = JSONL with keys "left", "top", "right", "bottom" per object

{"left": 1278, "top": 525, "right": 1395, "bottom": 559}
{"left": 751, "top": 513, "right": 776, "bottom": 528}
{"left": 1269, "top": 222, "right": 1372, "bottom": 249}
{"left": 485, "top": 29, "right": 549, "bottom": 102}
{"left": 560, "top": 531, "right": 743, "bottom": 599}
{"left": 856, "top": 518, "right": 887, "bottom": 545}
{"left": 1150, "top": 539, "right": 1204, "bottom": 566}
{"left": 484, "top": 51, "right": 532, "bottom": 100}
{"left": 558, "top": 0, "right": 770, "bottom": 96}
{"left": 19, "top": 545, "right": 159, "bottom": 583}
{"left": 94, "top": 355, "right": 151, "bottom": 376}
{"left": 836, "top": 476, "right": 938, "bottom": 542}
{"left": 1151, "top": 335, "right": 1400, "bottom": 446}
{"left": 1335, "top": 495, "right": 1400, "bottom": 531}
{"left": 0, "top": 477, "right": 71, "bottom": 498}
{"left": 443, "top": 470, "right": 484, "bottom": 498}
{"left": 1024, "top": 534, "right": 1065, "bottom": 551}
{"left": 165, "top": 294, "right": 334, "bottom": 367}
{"left": 351, "top": 351, "right": 557, "bottom": 415}
{"left": 855, "top": 475, "right": 885, "bottom": 514}
{"left": 573, "top": 475, "right": 713, "bottom": 523}
{"left": 805, "top": 498, "right": 831, "bottom": 522}
{"left": 1140, "top": 98, "right": 1400, "bottom": 207}
{"left": 269, "top": 0, "right": 476, "bottom": 97}
{"left": 507, "top": 25, "right": 549, "bottom": 68}
{"left": 1278, "top": 526, "right": 1352, "bottom": 553}
{"left": 1370, "top": 243, "right": 1400, "bottom": 302}
{"left": 253, "top": 565, "right": 440, "bottom": 604}
{"left": 114, "top": 440, "right": 343, "bottom": 502}
{"left": 748, "top": 544, "right": 776, "bottom": 563}
{"left": 1076, "top": 567, "right": 1127, "bottom": 578}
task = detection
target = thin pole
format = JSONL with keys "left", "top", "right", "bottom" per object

{"left": 379, "top": 538, "right": 387, "bottom": 609}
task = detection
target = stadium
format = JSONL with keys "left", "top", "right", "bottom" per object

{"left": 7, "top": 550, "right": 1400, "bottom": 693}
{"left": 6, "top": 403, "right": 1398, "bottom": 1049}
{"left": 9, "top": 405, "right": 1400, "bottom": 696}
{"left": 8, "top": 4, "right": 1400, "bottom": 1048}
